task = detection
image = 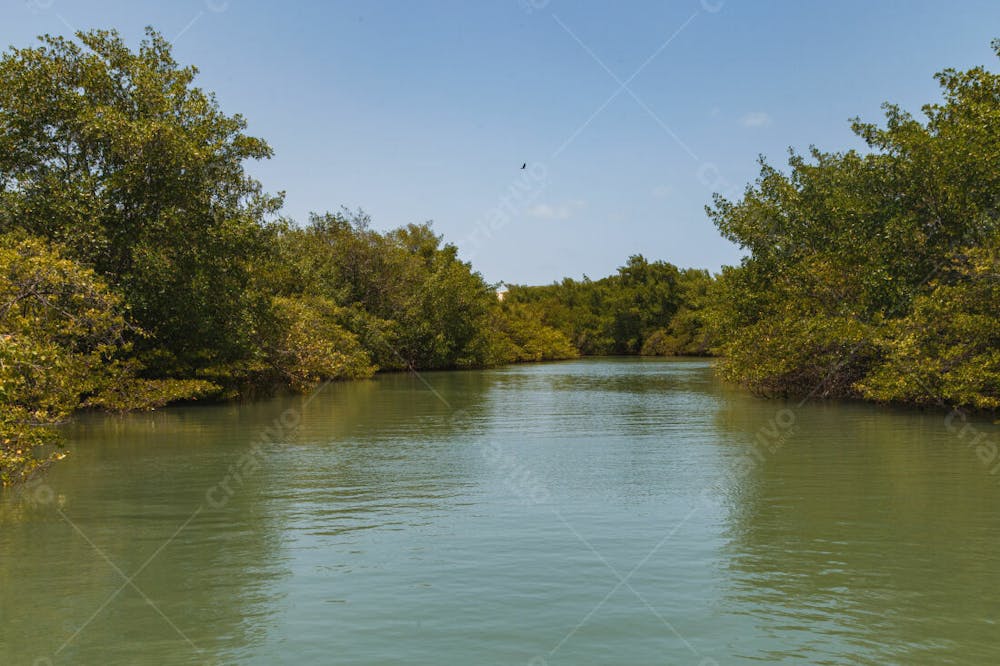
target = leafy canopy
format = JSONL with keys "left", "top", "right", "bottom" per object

{"left": 707, "top": 40, "right": 1000, "bottom": 405}
{"left": 0, "top": 27, "right": 282, "bottom": 377}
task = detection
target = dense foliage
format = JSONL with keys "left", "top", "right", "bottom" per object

{"left": 266, "top": 209, "right": 579, "bottom": 373}
{"left": 0, "top": 234, "right": 214, "bottom": 484}
{"left": 0, "top": 28, "right": 281, "bottom": 382}
{"left": 0, "top": 234, "right": 123, "bottom": 484}
{"left": 708, "top": 40, "right": 1000, "bottom": 408}
{"left": 0, "top": 29, "right": 581, "bottom": 485}
{"left": 506, "top": 255, "right": 714, "bottom": 356}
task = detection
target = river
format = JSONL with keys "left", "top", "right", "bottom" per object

{"left": 2, "top": 358, "right": 999, "bottom": 664}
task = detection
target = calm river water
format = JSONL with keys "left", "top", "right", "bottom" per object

{"left": 2, "top": 358, "right": 999, "bottom": 664}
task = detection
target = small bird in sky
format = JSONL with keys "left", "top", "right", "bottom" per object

{"left": 521, "top": 163, "right": 526, "bottom": 169}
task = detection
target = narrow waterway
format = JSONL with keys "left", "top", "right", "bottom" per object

{"left": 2, "top": 358, "right": 998, "bottom": 665}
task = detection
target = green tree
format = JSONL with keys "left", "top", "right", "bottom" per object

{"left": 640, "top": 268, "right": 714, "bottom": 356}
{"left": 506, "top": 256, "right": 708, "bottom": 356}
{"left": 264, "top": 296, "right": 375, "bottom": 391}
{"left": 0, "top": 28, "right": 282, "bottom": 381}
{"left": 271, "top": 210, "right": 505, "bottom": 371}
{"left": 859, "top": 243, "right": 1000, "bottom": 409}
{"left": 491, "top": 302, "right": 579, "bottom": 362}
{"left": 0, "top": 234, "right": 213, "bottom": 485}
{"left": 707, "top": 40, "right": 1000, "bottom": 405}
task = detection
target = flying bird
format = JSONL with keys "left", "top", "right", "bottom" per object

{"left": 521, "top": 163, "right": 526, "bottom": 169}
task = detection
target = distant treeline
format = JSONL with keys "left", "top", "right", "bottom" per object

{"left": 1, "top": 28, "right": 998, "bottom": 484}
{"left": 505, "top": 257, "right": 714, "bottom": 357}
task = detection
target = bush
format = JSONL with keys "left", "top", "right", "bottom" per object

{"left": 858, "top": 246, "right": 1000, "bottom": 409}
{"left": 0, "top": 236, "right": 117, "bottom": 483}
{"left": 265, "top": 296, "right": 375, "bottom": 391}
{"left": 494, "top": 303, "right": 579, "bottom": 362}
{"left": 706, "top": 41, "right": 1000, "bottom": 406}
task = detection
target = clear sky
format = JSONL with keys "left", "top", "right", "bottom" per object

{"left": 4, "top": 0, "right": 999, "bottom": 284}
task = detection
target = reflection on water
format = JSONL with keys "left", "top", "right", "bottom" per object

{"left": 1, "top": 358, "right": 999, "bottom": 664}
{"left": 714, "top": 398, "right": 1000, "bottom": 664}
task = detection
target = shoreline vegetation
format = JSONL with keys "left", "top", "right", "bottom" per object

{"left": 1, "top": 29, "right": 997, "bottom": 485}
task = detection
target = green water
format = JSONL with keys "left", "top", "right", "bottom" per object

{"left": 2, "top": 358, "right": 1000, "bottom": 665}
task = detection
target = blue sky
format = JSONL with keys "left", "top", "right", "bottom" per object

{"left": 4, "top": 0, "right": 999, "bottom": 284}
